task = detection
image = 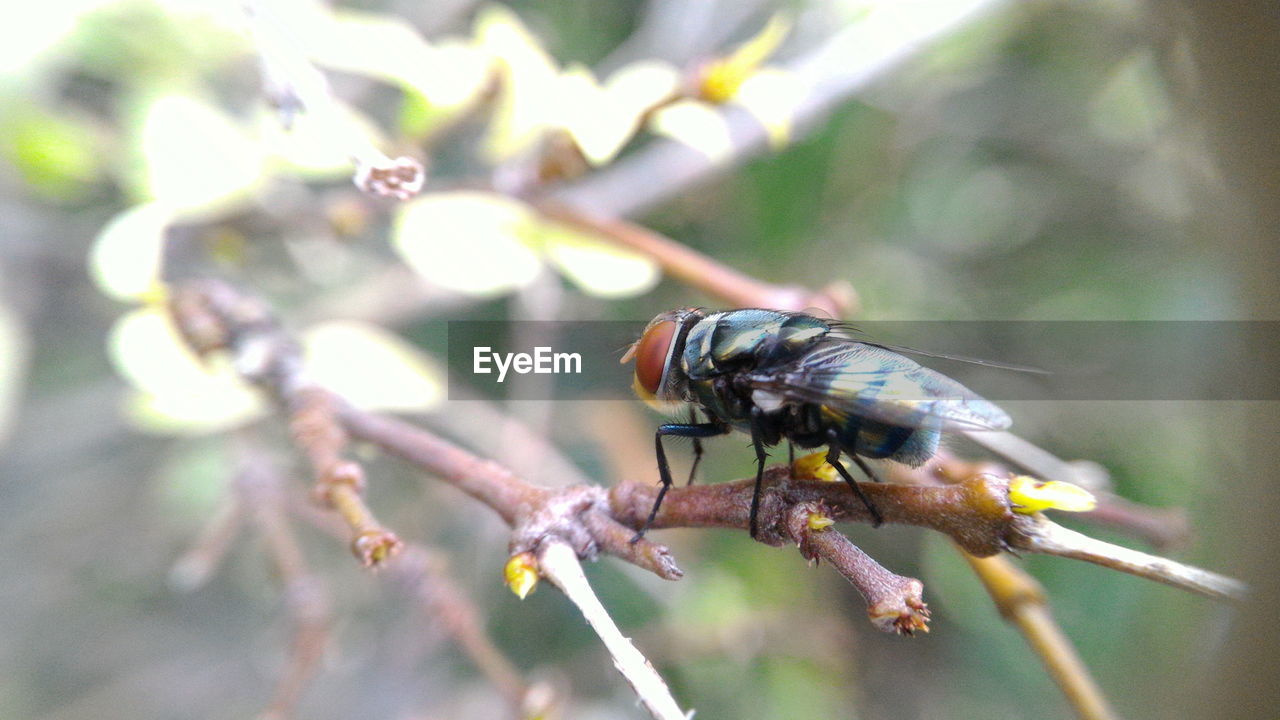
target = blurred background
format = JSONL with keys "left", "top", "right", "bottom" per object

{"left": 1, "top": 0, "right": 1276, "bottom": 718}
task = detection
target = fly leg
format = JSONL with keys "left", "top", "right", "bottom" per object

{"left": 687, "top": 407, "right": 704, "bottom": 486}
{"left": 748, "top": 410, "right": 770, "bottom": 539}
{"left": 632, "top": 421, "right": 729, "bottom": 543}
{"left": 824, "top": 440, "right": 885, "bottom": 528}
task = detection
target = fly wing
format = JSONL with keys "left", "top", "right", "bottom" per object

{"left": 747, "top": 340, "right": 1011, "bottom": 431}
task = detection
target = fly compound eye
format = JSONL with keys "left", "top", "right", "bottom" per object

{"left": 634, "top": 320, "right": 678, "bottom": 395}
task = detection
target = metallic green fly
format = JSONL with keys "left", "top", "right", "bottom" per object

{"left": 622, "top": 308, "right": 1011, "bottom": 539}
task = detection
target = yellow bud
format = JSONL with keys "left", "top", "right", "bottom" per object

{"left": 1009, "top": 475, "right": 1097, "bottom": 514}
{"left": 138, "top": 282, "right": 170, "bottom": 307}
{"left": 807, "top": 512, "right": 835, "bottom": 532}
{"left": 504, "top": 551, "right": 539, "bottom": 599}
{"left": 793, "top": 451, "right": 839, "bottom": 483}
{"left": 697, "top": 13, "right": 790, "bottom": 103}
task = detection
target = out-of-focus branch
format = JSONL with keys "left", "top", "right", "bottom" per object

{"left": 169, "top": 492, "right": 244, "bottom": 591}
{"left": 549, "top": 0, "right": 1009, "bottom": 218}
{"left": 537, "top": 540, "right": 690, "bottom": 720}
{"left": 536, "top": 202, "right": 856, "bottom": 315}
{"left": 391, "top": 547, "right": 549, "bottom": 717}
{"left": 284, "top": 498, "right": 549, "bottom": 718}
{"left": 961, "top": 551, "right": 1117, "bottom": 720}
{"left": 169, "top": 281, "right": 402, "bottom": 567}
{"left": 1078, "top": 495, "right": 1191, "bottom": 552}
{"left": 235, "top": 452, "right": 332, "bottom": 720}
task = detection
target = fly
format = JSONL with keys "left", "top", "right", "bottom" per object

{"left": 621, "top": 308, "right": 1012, "bottom": 539}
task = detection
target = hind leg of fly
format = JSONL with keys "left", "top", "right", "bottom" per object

{"left": 824, "top": 434, "right": 885, "bottom": 527}
{"left": 632, "top": 420, "right": 729, "bottom": 543}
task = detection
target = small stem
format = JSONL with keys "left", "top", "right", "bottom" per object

{"left": 393, "top": 547, "right": 534, "bottom": 714}
{"left": 961, "top": 551, "right": 1117, "bottom": 720}
{"left": 235, "top": 456, "right": 332, "bottom": 720}
{"left": 536, "top": 202, "right": 855, "bottom": 316}
{"left": 538, "top": 540, "right": 690, "bottom": 720}
{"left": 786, "top": 502, "right": 929, "bottom": 634}
{"left": 1007, "top": 513, "right": 1247, "bottom": 602}
{"left": 169, "top": 492, "right": 244, "bottom": 591}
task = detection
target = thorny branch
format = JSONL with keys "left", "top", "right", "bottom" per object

{"left": 168, "top": 279, "right": 1244, "bottom": 601}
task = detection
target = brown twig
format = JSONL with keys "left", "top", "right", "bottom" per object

{"left": 168, "top": 281, "right": 401, "bottom": 568}
{"left": 337, "top": 408, "right": 685, "bottom": 581}
{"left": 536, "top": 202, "right": 856, "bottom": 315}
{"left": 785, "top": 501, "right": 930, "bottom": 635}
{"left": 389, "top": 546, "right": 543, "bottom": 717}
{"left": 234, "top": 453, "right": 332, "bottom": 720}
{"left": 283, "top": 497, "right": 546, "bottom": 719}
{"left": 169, "top": 279, "right": 1243, "bottom": 601}
{"left": 169, "top": 491, "right": 244, "bottom": 591}
{"left": 961, "top": 551, "right": 1118, "bottom": 720}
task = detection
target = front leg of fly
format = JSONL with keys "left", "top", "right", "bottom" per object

{"left": 687, "top": 407, "right": 705, "bottom": 486}
{"left": 748, "top": 408, "right": 770, "bottom": 539}
{"left": 631, "top": 420, "right": 730, "bottom": 543}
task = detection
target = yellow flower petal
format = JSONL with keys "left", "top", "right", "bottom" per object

{"left": 698, "top": 13, "right": 790, "bottom": 103}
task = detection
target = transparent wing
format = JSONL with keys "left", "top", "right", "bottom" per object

{"left": 747, "top": 340, "right": 1011, "bottom": 431}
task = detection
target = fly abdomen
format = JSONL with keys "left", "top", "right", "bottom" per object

{"left": 834, "top": 417, "right": 941, "bottom": 468}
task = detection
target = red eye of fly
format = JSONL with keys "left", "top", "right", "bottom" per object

{"left": 634, "top": 320, "right": 677, "bottom": 395}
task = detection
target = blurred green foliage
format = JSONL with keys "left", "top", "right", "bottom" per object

{"left": 0, "top": 1, "right": 1249, "bottom": 719}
